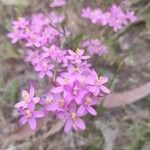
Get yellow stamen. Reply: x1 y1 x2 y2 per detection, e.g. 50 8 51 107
85 97 92 105
76 48 80 53
59 99 64 108
25 109 32 118
46 97 53 104
64 78 69 84
71 112 77 119
25 27 29 32
99 76 104 81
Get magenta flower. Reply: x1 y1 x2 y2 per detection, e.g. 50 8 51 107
34 59 54 78
7 30 27 43
12 17 28 30
82 39 108 56
81 7 93 19
64 105 86 133
90 75 110 96
25 49 39 65
19 103 44 130
63 81 87 104
126 11 137 22
14 86 40 109
67 49 90 64
82 5 137 31
52 74 75 94
50 0 67 8
78 94 98 116
40 93 59 112
25 32 42 47
48 12 65 25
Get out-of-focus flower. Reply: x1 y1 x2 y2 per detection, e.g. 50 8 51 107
67 49 90 64
82 39 108 56
50 0 67 8
82 4 137 31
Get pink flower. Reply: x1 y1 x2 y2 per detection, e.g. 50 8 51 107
12 17 28 30
7 30 27 43
126 11 137 22
82 5 137 31
25 32 42 47
67 49 90 64
14 86 40 109
81 7 92 19
48 12 65 24
50 0 67 8
19 102 44 130
63 81 87 104
34 59 54 78
90 75 110 96
40 93 59 112
25 49 39 65
78 94 99 116
64 105 86 133
82 39 108 56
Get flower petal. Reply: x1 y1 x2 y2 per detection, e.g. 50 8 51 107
47 103 58 111
52 86 63 93
64 119 73 133
14 101 26 108
77 105 86 117
100 85 110 93
30 86 35 98
28 117 36 130
86 105 97 116
19 116 27 125
34 111 44 118
75 118 86 130
32 97 40 103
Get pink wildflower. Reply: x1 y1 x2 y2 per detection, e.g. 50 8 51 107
19 103 44 130
14 86 40 109
64 104 86 133
50 0 67 8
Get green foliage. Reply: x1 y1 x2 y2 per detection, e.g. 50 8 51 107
66 33 84 49
3 79 20 103
129 125 150 150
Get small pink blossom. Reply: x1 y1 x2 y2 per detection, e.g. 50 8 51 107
67 49 90 64
19 103 44 130
50 0 67 8
14 86 40 109
82 39 108 56
64 105 86 133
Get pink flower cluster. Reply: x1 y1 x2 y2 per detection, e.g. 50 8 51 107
82 39 108 56
82 4 137 31
50 0 67 8
8 4 112 133
8 13 71 78
15 51 110 132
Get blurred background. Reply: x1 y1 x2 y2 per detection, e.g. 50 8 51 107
0 0 150 150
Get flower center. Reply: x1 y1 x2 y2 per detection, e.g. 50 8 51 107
59 99 64 108
25 109 32 118
73 86 78 96
71 112 77 119
76 48 80 53
96 76 104 86
73 67 79 72
85 97 92 105
46 97 53 104
64 78 69 84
